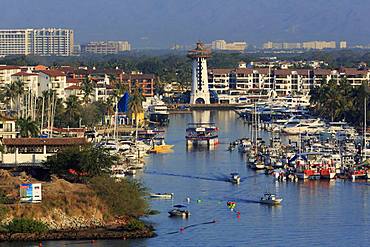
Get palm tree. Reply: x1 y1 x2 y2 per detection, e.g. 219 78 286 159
13 79 25 116
16 117 39 137
128 86 144 140
0 83 16 110
65 95 82 127
81 76 94 104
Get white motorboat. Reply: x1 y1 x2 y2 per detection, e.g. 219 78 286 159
229 173 241 184
282 118 325 135
150 193 174 199
259 193 283 205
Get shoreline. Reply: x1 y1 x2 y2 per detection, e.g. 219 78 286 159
0 224 155 242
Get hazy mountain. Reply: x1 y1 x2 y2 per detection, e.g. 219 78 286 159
1 0 370 48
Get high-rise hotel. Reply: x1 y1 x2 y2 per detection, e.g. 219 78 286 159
0 28 74 56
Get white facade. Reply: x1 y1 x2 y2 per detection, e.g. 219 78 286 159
83 41 131 54
0 66 21 86
0 117 18 139
11 71 39 97
38 70 67 100
190 57 210 104
0 28 74 56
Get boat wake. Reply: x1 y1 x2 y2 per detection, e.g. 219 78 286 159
165 220 217 235
145 171 264 183
145 171 225 182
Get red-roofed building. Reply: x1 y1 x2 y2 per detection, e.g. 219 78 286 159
11 71 39 96
122 73 155 97
38 70 67 99
0 65 21 85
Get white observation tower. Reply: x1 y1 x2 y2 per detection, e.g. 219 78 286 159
187 42 211 104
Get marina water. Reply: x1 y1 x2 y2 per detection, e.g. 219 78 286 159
6 111 370 247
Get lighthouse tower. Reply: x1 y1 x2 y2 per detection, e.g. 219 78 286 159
187 42 211 104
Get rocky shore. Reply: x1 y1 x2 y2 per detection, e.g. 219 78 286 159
0 224 155 241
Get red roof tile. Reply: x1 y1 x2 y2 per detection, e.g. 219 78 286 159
65 85 81 90
40 70 65 77
0 65 21 70
12 71 38 76
66 78 81 84
208 68 233 75
314 69 332 76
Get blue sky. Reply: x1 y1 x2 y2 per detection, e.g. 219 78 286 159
1 0 370 48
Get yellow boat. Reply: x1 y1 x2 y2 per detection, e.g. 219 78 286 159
150 144 174 153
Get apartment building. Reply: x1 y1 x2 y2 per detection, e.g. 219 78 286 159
0 28 74 56
339 68 370 86
211 40 247 52
0 116 18 139
38 70 67 100
302 41 336 50
83 41 131 54
263 40 338 50
122 73 155 97
208 68 232 103
0 65 21 85
340 41 347 49
11 71 39 97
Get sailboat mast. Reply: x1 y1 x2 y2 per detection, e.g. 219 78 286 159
364 96 367 161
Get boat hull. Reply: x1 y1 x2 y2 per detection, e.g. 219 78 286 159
259 198 283 205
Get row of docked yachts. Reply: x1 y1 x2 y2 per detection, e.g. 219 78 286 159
96 129 173 179
231 129 370 180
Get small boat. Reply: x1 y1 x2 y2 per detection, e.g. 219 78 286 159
150 144 174 154
229 173 241 184
168 204 190 218
150 193 174 199
259 193 283 205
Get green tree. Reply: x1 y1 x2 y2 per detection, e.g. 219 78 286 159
81 76 94 104
16 117 39 137
89 176 149 217
0 83 17 110
128 86 144 129
44 145 117 181
64 95 82 127
13 79 25 116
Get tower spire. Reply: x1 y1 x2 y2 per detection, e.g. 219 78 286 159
187 42 211 104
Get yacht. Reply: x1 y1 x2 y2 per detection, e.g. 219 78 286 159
282 118 325 135
147 103 169 125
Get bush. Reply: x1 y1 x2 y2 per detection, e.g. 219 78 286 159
44 145 118 182
0 190 14 204
4 218 49 233
89 176 149 217
125 219 146 231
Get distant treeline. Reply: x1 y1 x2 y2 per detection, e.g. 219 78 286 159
2 50 370 83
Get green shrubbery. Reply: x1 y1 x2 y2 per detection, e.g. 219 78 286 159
89 176 149 217
0 190 15 204
44 145 118 182
3 218 48 233
125 218 146 231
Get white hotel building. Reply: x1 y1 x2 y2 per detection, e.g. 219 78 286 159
0 28 74 56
